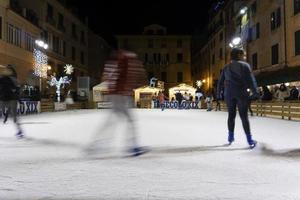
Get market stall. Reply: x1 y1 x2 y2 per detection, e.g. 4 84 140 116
169 83 196 100
134 86 161 108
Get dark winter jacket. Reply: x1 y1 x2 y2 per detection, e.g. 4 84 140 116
217 61 258 100
0 75 20 101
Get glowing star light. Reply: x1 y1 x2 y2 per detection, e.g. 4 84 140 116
64 64 74 75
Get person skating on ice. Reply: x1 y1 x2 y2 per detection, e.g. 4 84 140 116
217 48 259 148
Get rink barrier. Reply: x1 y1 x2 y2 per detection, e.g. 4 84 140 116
40 100 88 112
216 101 300 121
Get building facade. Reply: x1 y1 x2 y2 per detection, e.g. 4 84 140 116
0 0 41 85
116 24 192 92
193 0 300 93
1 0 110 101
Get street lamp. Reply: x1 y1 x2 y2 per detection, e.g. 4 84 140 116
229 37 242 49
240 7 248 15
35 39 48 50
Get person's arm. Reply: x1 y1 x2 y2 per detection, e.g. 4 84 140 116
217 68 225 99
244 64 258 96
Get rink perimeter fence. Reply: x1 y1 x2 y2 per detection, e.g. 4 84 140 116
216 101 300 121
5 99 299 122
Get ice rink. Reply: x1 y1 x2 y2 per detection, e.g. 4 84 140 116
0 109 300 200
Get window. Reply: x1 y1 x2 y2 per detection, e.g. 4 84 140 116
219 32 223 41
177 39 182 48
271 44 279 65
157 29 164 35
177 72 183 83
153 53 157 63
47 3 53 19
7 24 21 47
161 72 167 82
158 53 161 63
80 51 85 64
72 46 76 61
72 23 77 39
212 54 215 65
271 8 281 30
252 53 258 70
256 23 260 39
42 30 48 42
219 48 223 59
251 1 257 16
144 53 148 63
177 53 183 63
166 54 169 63
80 31 85 44
25 33 34 51
0 17 2 39
148 39 153 48
63 41 66 57
295 0 300 14
161 39 167 48
58 13 65 32
295 30 300 55
52 35 59 53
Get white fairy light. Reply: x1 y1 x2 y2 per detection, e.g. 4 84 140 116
33 48 48 78
64 64 74 75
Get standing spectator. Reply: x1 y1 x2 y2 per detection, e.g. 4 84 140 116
261 86 273 101
288 86 299 100
205 93 213 111
158 91 168 111
275 84 289 101
175 91 183 106
217 48 258 148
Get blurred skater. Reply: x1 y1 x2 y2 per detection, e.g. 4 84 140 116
86 50 148 157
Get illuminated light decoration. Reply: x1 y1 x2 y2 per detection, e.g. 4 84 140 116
202 79 206 83
33 48 48 78
48 76 71 102
64 64 74 75
285 83 290 87
196 80 202 88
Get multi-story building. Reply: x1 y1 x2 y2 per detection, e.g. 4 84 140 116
0 0 41 85
14 0 89 90
193 0 300 94
116 24 192 92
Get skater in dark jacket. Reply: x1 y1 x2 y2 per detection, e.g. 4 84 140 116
0 65 24 138
217 48 259 148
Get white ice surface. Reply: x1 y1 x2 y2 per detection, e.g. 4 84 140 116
0 109 300 200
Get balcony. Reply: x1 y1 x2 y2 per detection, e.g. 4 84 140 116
10 0 39 27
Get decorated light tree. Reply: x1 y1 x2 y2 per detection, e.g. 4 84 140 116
48 64 74 102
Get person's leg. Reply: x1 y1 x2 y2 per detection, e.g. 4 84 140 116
225 98 237 144
237 98 256 148
3 101 9 124
10 100 23 137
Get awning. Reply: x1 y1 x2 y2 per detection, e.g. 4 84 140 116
255 66 300 86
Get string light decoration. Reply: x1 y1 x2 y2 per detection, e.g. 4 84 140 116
48 76 71 102
64 64 74 75
33 48 48 78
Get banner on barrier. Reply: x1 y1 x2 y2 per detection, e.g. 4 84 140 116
0 101 41 117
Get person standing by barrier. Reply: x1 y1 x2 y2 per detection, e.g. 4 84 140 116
86 50 148 157
0 65 24 138
217 48 259 149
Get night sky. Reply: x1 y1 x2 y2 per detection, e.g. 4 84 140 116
68 0 214 47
